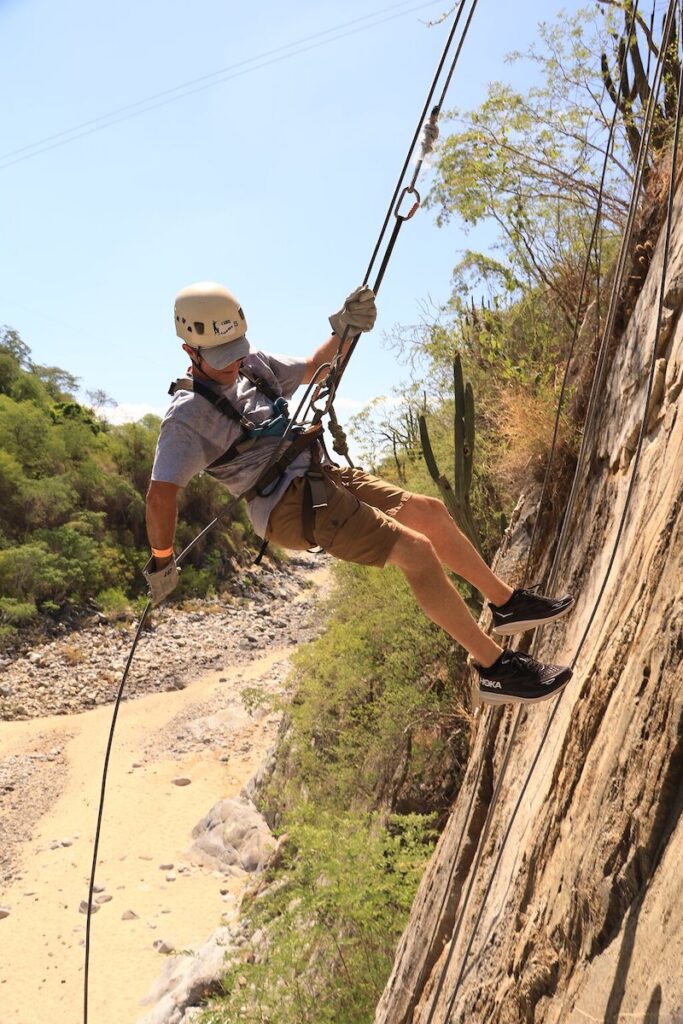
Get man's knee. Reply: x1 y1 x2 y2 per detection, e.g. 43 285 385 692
396 493 450 532
387 526 438 573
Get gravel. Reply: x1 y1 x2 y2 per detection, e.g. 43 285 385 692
0 552 330 887
0 553 327 722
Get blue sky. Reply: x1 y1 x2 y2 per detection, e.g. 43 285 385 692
0 0 587 423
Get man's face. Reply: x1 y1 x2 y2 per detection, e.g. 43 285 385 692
182 344 243 386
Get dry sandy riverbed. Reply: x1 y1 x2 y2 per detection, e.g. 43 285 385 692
0 555 329 1024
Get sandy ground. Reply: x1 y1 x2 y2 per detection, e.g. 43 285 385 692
0 642 305 1024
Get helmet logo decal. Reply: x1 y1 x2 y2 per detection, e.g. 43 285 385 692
212 318 239 337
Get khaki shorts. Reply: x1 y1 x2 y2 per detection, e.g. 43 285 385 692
265 466 410 568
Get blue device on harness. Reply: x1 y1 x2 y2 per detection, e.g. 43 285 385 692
245 396 301 440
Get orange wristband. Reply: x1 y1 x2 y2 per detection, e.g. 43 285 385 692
151 546 174 558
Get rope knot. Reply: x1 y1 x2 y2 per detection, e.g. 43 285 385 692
420 110 440 160
328 405 352 462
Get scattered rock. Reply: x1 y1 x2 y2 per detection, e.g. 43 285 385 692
79 900 99 915
0 907 10 919
95 894 113 904
0 552 325 723
121 910 139 921
152 939 175 955
172 777 191 787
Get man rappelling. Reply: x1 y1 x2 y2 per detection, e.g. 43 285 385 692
144 282 575 706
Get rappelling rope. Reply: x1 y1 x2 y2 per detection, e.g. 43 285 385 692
306 0 481 432
427 5 682 1018
82 8 480 1022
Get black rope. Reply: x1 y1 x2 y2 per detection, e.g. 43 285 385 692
82 601 151 1024
363 0 472 286
435 4 681 1017
318 0 481 425
82 359 334 1024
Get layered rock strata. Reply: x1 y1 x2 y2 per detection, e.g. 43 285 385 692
375 186 683 1022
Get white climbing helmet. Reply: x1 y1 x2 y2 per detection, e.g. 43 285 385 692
174 282 249 368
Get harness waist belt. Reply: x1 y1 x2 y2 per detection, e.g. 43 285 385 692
243 424 325 502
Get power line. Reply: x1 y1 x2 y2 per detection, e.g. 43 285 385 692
0 0 442 171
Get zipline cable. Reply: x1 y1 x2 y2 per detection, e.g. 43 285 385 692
82 6 479 1020
433 6 681 1018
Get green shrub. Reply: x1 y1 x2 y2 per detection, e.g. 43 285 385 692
95 587 130 617
201 811 436 1024
268 560 468 816
0 597 38 625
0 543 62 601
0 624 17 646
177 564 216 599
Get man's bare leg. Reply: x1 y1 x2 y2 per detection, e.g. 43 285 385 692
395 494 513 607
386 524 503 667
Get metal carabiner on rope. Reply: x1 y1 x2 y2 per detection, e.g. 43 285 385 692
394 184 421 222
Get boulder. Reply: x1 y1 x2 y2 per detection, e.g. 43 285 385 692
137 926 237 1024
189 797 276 873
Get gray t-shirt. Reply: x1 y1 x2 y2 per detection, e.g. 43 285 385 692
151 350 311 538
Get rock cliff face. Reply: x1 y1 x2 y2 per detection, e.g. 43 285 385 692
375 190 683 1022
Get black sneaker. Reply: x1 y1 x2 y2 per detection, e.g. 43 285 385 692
489 584 574 635
474 649 573 705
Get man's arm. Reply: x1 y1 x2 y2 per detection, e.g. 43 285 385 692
145 480 180 567
301 333 353 385
301 285 377 385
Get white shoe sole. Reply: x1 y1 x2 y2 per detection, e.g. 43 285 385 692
491 599 574 636
479 677 571 705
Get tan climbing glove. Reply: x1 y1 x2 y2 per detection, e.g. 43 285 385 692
329 285 377 338
142 555 180 607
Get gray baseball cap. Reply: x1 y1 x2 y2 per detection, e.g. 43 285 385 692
195 334 250 369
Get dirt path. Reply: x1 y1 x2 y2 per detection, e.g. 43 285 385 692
0 559 329 1024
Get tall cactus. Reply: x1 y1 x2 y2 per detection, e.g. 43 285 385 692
418 353 483 557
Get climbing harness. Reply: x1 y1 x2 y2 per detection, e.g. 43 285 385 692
168 367 309 470
420 4 683 1018
83 7 480 1022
